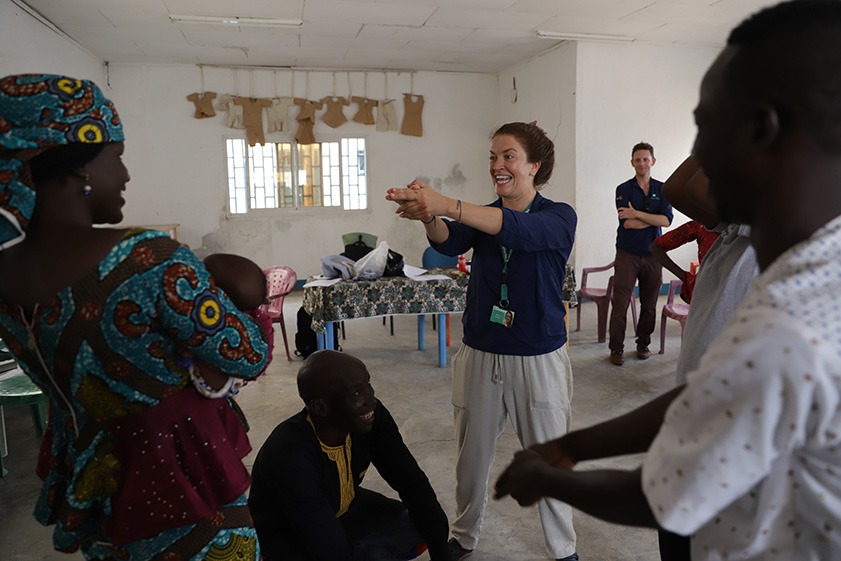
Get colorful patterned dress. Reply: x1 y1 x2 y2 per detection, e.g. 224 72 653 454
0 229 270 560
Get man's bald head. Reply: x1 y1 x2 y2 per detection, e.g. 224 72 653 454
297 350 367 404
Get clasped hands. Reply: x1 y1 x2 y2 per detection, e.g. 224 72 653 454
493 439 575 507
386 179 449 222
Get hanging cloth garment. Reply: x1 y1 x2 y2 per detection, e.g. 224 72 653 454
234 97 272 146
320 96 350 128
186 92 217 119
376 99 398 132
351 96 377 125
294 98 323 145
266 96 295 133
215 94 245 129
400 94 424 137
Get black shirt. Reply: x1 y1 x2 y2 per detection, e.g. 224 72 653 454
248 400 450 561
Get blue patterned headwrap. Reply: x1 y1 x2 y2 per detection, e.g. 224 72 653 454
0 74 124 249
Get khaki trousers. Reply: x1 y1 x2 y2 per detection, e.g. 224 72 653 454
450 344 576 559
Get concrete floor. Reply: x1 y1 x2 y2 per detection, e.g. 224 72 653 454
0 292 686 560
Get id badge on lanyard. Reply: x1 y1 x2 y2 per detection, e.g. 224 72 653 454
490 199 534 328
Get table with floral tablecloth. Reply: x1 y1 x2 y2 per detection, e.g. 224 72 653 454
302 264 577 364
303 269 469 366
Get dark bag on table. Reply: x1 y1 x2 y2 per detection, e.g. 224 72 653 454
342 237 373 262
294 306 340 359
383 249 405 277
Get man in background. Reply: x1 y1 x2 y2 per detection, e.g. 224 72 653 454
609 142 673 365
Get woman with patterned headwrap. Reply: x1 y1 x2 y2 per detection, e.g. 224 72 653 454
0 74 270 560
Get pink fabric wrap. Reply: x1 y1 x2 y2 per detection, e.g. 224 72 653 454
106 386 252 545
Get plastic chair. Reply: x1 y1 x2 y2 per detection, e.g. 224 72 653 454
422 247 459 345
0 367 48 477
342 232 378 250
261 266 298 362
659 280 690 354
576 261 637 343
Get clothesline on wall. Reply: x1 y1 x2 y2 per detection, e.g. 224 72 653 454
186 66 426 145
187 89 424 145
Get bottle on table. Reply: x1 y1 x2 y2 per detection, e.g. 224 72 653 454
458 255 467 274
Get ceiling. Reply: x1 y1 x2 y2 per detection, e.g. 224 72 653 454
21 0 778 74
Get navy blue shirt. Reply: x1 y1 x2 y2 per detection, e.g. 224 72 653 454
615 177 673 256
432 192 576 356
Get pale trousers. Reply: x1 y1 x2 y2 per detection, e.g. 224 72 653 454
450 344 576 559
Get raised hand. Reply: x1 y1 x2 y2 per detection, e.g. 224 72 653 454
386 180 445 222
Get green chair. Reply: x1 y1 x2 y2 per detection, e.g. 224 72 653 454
341 232 378 250
0 368 48 478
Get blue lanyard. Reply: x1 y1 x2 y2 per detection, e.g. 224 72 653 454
498 198 534 308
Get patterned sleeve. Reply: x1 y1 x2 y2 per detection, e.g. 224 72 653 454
642 307 835 535
152 238 270 379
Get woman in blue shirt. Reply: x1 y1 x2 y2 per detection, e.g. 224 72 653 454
386 122 578 561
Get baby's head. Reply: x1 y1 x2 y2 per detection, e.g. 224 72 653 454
204 253 267 311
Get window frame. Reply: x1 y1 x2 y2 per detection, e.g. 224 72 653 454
222 133 371 218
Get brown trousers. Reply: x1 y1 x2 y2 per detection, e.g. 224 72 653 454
609 250 662 352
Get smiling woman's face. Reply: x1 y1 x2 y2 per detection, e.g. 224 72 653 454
85 142 130 225
489 134 539 200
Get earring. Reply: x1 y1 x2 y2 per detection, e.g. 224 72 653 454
83 174 92 197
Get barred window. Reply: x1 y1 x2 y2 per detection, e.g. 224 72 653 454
225 138 367 214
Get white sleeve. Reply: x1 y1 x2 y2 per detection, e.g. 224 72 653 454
642 307 837 535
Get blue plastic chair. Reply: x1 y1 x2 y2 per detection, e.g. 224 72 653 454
422 247 459 340
422 246 458 269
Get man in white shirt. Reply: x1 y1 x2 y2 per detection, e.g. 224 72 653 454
494 2 841 559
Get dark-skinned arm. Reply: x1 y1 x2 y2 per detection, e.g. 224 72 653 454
495 458 657 528
649 241 687 281
662 156 718 229
527 385 685 468
492 388 687 529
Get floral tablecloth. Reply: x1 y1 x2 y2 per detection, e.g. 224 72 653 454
303 269 469 333
304 264 577 333
563 264 577 306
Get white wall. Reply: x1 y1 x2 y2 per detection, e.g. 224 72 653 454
497 42 577 259
494 40 719 285
0 1 103 81
108 65 497 278
574 41 720 282
5 2 724 285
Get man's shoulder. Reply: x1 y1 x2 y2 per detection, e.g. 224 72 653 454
371 399 395 428
259 409 313 454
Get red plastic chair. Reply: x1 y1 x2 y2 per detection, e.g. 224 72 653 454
576 261 637 343
659 280 690 354
261 266 297 362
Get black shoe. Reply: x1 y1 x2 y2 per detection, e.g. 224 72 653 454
557 554 579 561
609 350 624 365
636 345 652 360
448 538 474 560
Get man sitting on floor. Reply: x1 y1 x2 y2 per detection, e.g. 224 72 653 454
248 350 453 561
